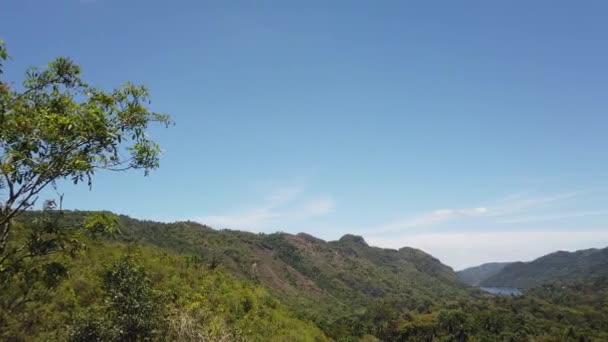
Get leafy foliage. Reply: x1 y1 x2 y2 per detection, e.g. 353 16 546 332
0 40 170 331
0 226 329 341
70 256 165 341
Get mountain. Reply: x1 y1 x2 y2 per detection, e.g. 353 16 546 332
1 224 329 341
457 262 513 286
16 211 466 323
10 211 608 341
111 215 469 321
10 211 469 339
480 247 608 289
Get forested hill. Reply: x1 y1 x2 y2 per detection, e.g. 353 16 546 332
106 213 468 317
8 211 608 341
480 246 608 289
457 262 513 286
16 210 466 321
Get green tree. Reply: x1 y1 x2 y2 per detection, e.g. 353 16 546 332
0 39 170 325
70 256 165 341
438 310 470 341
102 256 165 341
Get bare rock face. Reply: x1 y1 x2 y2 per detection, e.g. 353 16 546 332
338 234 368 247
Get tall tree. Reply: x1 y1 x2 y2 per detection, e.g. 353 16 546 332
0 39 171 320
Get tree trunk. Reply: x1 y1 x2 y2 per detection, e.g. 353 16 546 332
0 213 10 257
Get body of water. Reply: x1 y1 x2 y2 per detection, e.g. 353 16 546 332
480 287 523 296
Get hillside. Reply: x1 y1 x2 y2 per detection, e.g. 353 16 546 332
13 211 467 334
457 262 513 286
7 211 608 341
480 247 608 289
0 232 329 341
110 214 469 323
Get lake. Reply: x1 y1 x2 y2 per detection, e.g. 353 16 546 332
480 287 523 296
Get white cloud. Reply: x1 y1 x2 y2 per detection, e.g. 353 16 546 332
355 191 608 269
499 210 608 224
366 229 608 270
363 192 581 234
195 185 335 231
198 209 279 229
487 192 579 217
264 185 304 206
302 196 336 217
368 207 489 233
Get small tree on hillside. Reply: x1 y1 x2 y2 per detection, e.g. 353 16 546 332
70 256 165 342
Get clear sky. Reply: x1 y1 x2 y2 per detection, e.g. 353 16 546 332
2 0 608 269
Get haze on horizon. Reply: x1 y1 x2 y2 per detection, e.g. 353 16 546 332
2 0 607 270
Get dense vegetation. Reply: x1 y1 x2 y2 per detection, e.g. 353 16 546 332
103 214 469 326
480 247 608 289
0 220 329 341
2 211 606 341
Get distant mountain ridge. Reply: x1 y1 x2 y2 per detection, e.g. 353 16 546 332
479 246 608 289
457 262 513 286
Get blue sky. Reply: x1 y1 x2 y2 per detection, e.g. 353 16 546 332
2 0 608 269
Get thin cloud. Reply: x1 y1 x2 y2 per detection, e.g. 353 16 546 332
487 191 579 216
499 210 608 224
302 196 336 217
195 185 335 230
199 209 280 229
264 185 304 206
370 207 489 233
364 192 581 234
